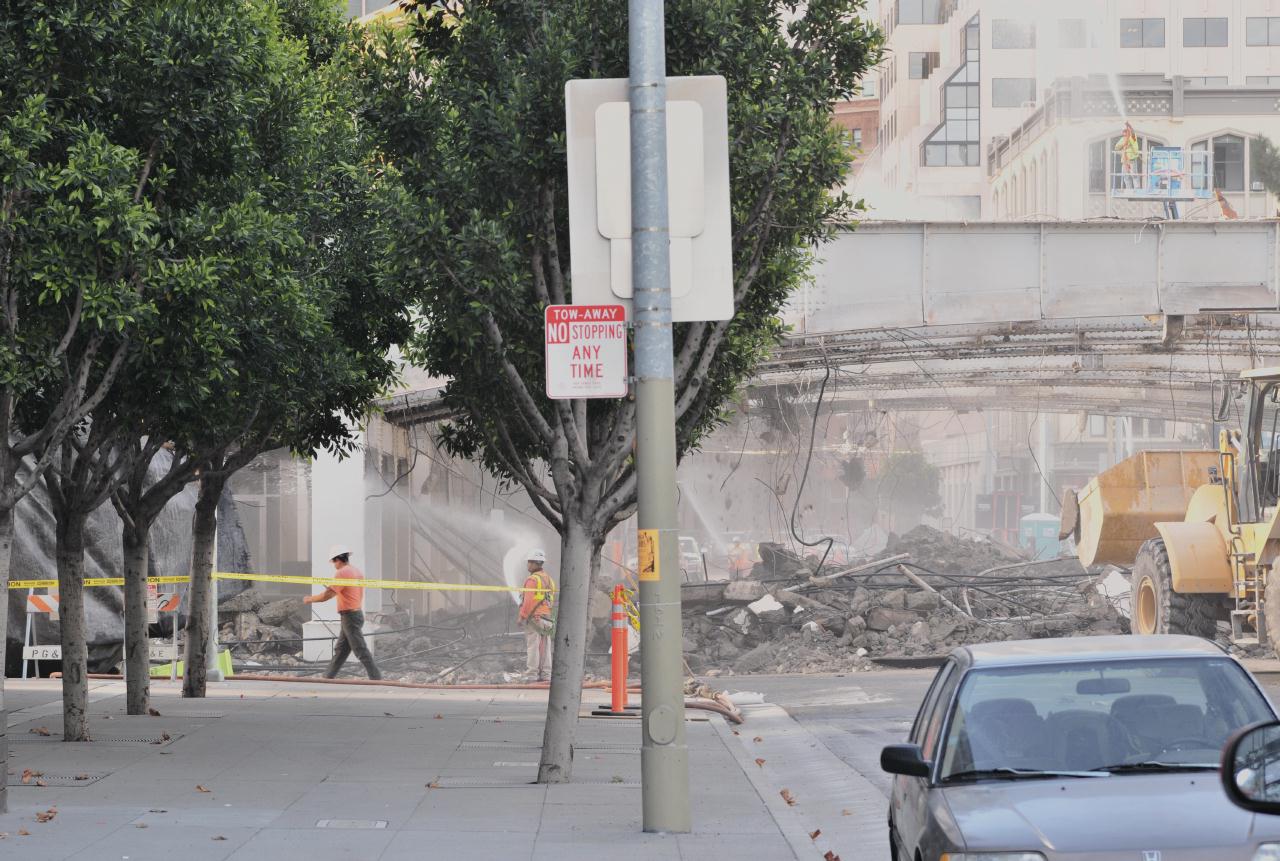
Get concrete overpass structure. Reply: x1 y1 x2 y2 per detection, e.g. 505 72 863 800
761 219 1280 419
379 220 1280 428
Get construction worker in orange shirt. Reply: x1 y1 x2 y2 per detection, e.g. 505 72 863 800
517 549 556 681
304 544 382 680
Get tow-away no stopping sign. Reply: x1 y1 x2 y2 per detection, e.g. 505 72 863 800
544 304 627 399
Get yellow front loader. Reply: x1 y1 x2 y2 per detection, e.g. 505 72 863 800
1062 368 1280 653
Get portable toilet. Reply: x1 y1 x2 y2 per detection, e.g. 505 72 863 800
1019 513 1061 560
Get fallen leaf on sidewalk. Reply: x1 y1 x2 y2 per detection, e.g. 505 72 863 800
780 789 797 806
35 808 57 823
17 829 29 836
213 835 227 841
752 736 763 743
426 781 440 789
74 774 90 781
149 809 167 814
148 708 161 717
35 779 46 787
29 727 50 737
383 712 394 717
823 852 840 861
136 823 148 829
840 809 852 816
433 714 443 720
20 769 41 785
196 785 211 793
809 829 822 840
151 732 171 745
731 730 740 736
754 758 766 768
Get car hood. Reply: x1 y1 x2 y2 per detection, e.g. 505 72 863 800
941 773 1280 854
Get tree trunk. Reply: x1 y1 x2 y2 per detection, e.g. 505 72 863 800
0 504 13 672
183 473 223 698
0 504 14 813
537 514 600 783
122 523 151 714
56 513 90 741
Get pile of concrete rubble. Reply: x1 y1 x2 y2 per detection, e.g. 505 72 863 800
681 525 1127 676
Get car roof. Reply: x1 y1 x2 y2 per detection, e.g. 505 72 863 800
954 635 1228 669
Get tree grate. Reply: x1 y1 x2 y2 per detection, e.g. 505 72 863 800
459 741 637 751
433 776 639 788
7 771 109 787
10 733 181 745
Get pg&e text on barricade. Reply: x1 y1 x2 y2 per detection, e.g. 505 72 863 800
544 304 628 399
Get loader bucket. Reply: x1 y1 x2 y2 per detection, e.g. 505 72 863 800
1075 450 1219 568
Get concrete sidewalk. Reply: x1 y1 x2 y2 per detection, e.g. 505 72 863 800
0 679 803 860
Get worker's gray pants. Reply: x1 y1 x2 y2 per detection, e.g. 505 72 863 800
524 617 553 678
325 610 382 680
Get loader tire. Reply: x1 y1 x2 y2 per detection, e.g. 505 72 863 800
1130 539 1219 639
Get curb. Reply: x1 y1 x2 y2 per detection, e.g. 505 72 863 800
711 707 816 860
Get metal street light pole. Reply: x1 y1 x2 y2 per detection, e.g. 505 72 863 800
629 0 691 833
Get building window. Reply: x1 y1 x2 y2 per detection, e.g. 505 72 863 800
852 128 863 149
1184 17 1228 47
909 51 940 79
992 19 1035 49
897 0 944 26
992 78 1036 108
1121 18 1165 48
1212 134 1245 191
1057 19 1088 49
1247 17 1280 47
1247 76 1280 86
1183 76 1229 87
921 16 980 167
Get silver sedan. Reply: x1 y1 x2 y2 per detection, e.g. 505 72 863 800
881 635 1280 861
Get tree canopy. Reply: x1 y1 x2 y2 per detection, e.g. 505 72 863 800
355 0 881 782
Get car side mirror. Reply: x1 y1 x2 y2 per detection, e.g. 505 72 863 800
1222 720 1280 814
881 744 931 778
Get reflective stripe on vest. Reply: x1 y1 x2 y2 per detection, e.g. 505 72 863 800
531 572 554 607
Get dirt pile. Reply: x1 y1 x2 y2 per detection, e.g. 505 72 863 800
683 525 1127 676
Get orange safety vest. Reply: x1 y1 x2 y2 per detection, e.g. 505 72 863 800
521 571 556 620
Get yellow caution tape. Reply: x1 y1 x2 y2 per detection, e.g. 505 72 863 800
9 575 191 590
212 571 534 592
10 571 535 592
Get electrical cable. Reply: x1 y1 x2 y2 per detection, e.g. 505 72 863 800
787 355 835 572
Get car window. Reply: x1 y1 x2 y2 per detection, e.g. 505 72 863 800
938 657 1273 778
910 661 955 744
921 663 960 761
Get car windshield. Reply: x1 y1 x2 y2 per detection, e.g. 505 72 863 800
938 657 1273 780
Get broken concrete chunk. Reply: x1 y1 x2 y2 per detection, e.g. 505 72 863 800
724 580 767 602
866 607 920 632
747 594 787 623
879 588 908 610
905 591 942 612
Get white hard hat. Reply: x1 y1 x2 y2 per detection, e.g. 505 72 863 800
527 549 546 563
328 544 352 560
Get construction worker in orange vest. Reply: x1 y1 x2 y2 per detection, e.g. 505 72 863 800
727 535 755 580
518 549 556 681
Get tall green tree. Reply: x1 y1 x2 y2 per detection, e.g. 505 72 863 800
357 0 880 781
0 0 411 750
